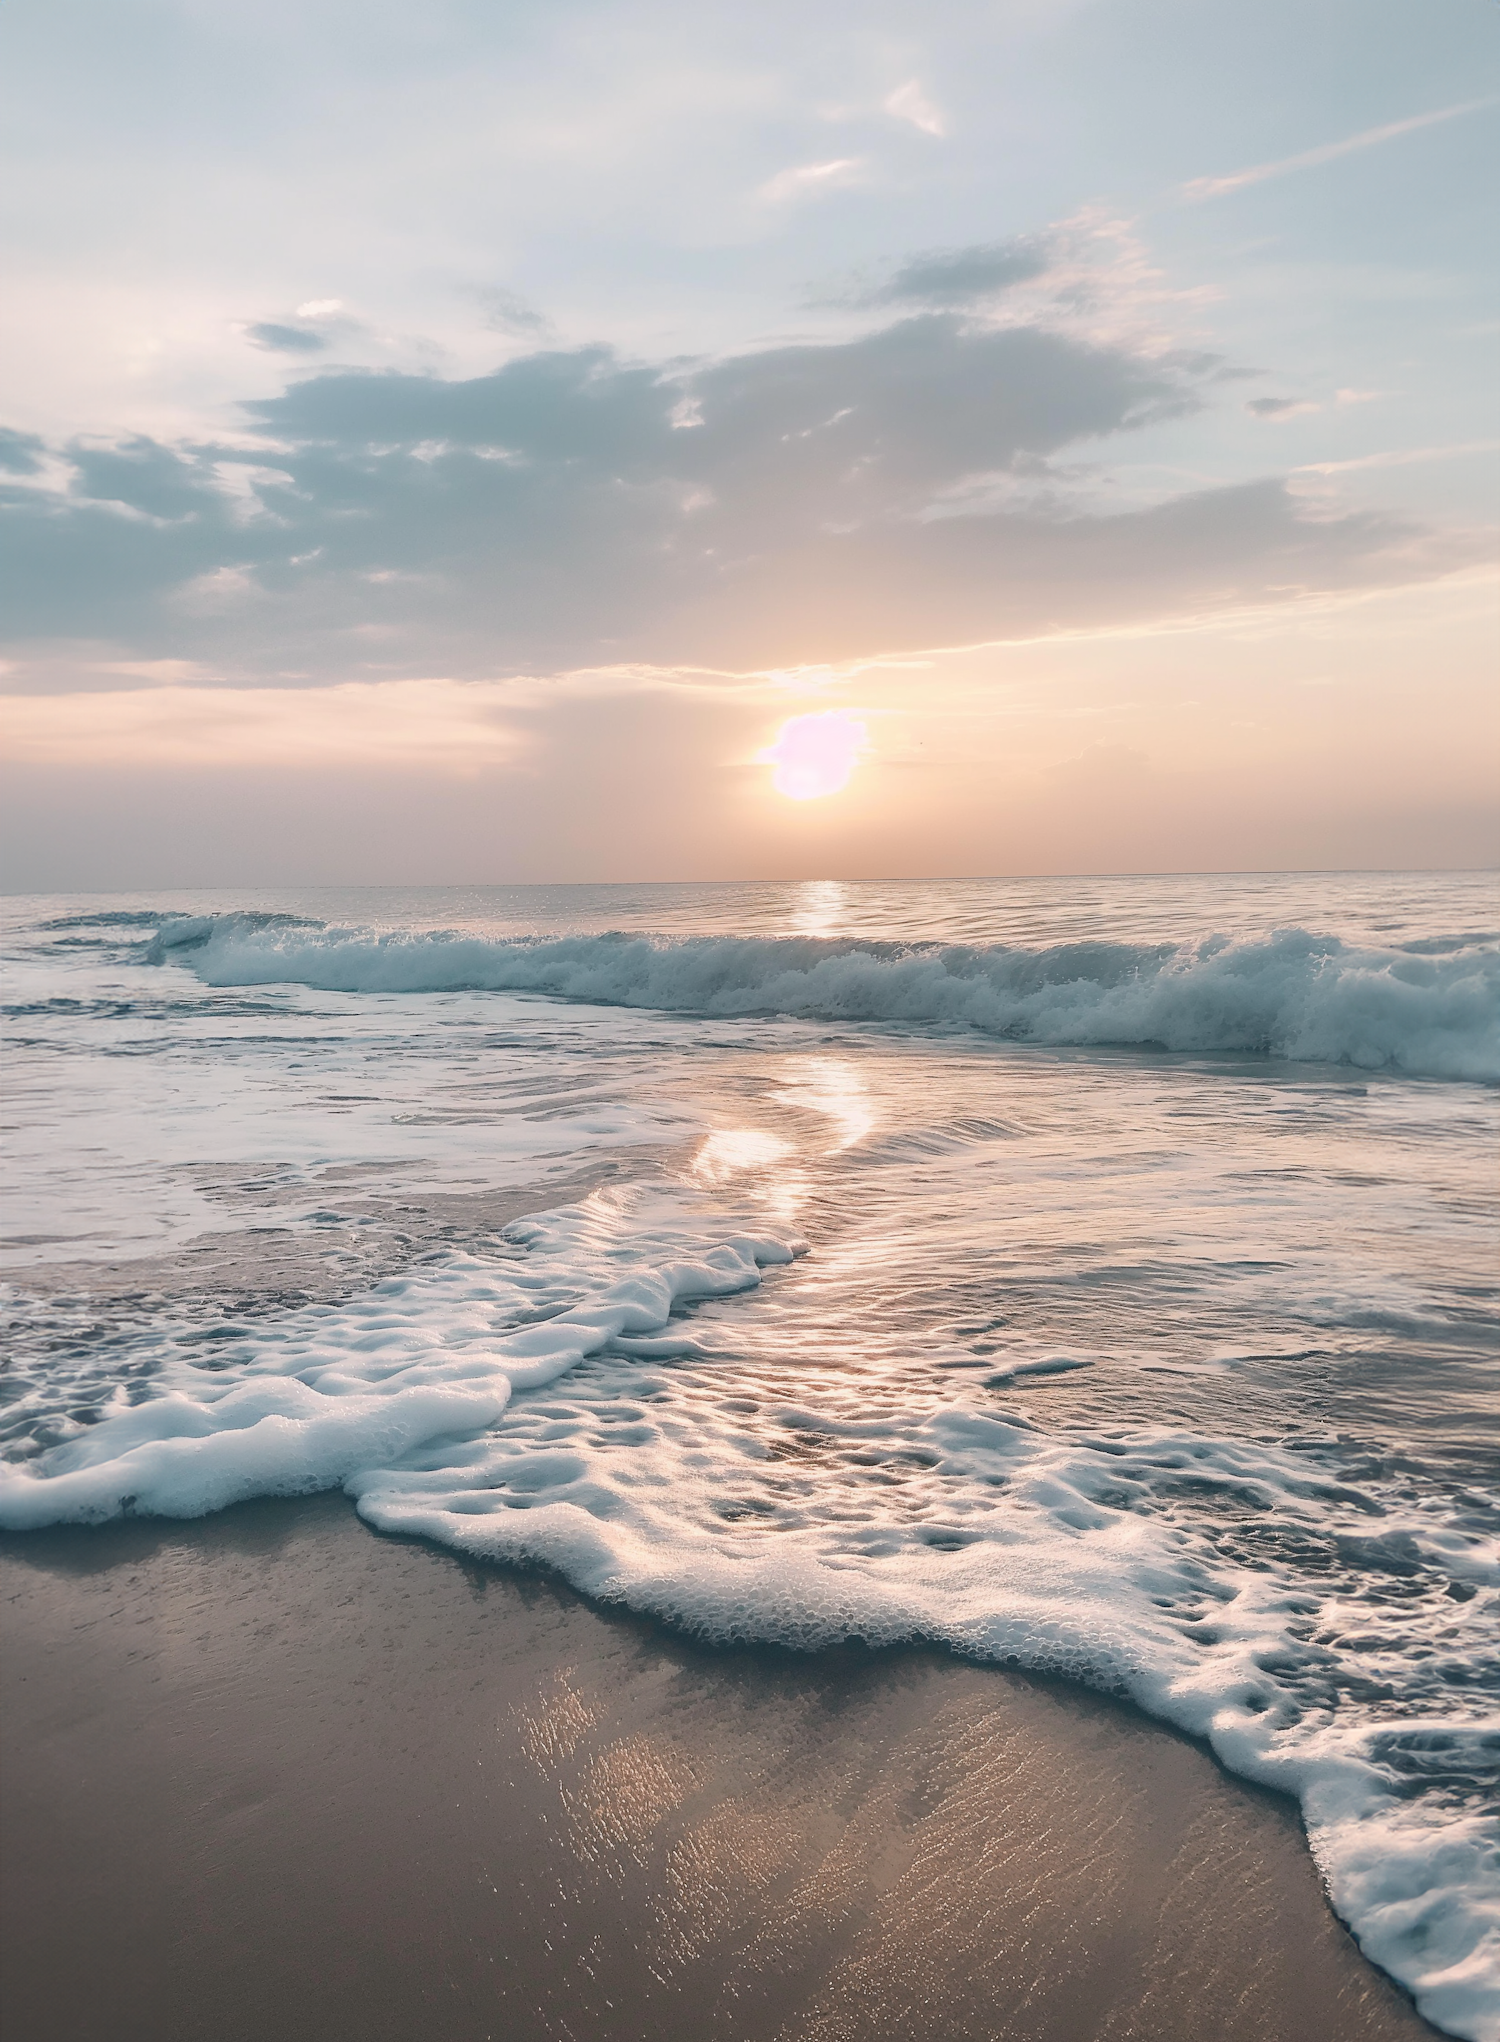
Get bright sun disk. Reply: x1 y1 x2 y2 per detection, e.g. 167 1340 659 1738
760 710 867 800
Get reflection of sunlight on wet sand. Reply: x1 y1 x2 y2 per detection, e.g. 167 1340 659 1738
692 1126 806 1226
687 1062 873 1228
793 879 847 938
692 1128 793 1184
774 1057 876 1151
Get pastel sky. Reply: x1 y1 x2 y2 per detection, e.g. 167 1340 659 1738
2 0 1497 886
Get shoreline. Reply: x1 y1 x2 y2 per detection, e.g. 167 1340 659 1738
1 1490 1439 2042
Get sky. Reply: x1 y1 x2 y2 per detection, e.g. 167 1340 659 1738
2 0 1497 887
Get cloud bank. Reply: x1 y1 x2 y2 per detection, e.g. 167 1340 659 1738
0 310 1469 689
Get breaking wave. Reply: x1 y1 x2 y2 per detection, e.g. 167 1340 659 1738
149 915 1500 1082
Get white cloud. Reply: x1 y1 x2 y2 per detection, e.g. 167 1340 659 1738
1293 440 1500 477
957 209 1222 356
171 565 262 614
883 80 946 136
758 157 866 204
1181 96 1498 202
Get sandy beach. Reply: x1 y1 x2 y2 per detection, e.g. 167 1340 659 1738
1 1492 1438 2042
6 0 1499 2022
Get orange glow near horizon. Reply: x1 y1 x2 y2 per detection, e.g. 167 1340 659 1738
761 710 867 800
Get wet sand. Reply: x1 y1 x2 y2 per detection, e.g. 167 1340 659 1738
0 1492 1437 2042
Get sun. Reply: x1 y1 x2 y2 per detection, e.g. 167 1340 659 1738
760 710 867 800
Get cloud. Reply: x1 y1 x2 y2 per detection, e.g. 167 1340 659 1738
70 436 224 520
0 429 47 475
1293 439 1500 477
245 321 329 354
1181 95 1498 201
472 287 553 337
172 565 264 615
859 238 1052 307
829 214 1220 358
0 312 1478 687
883 80 946 137
2 677 526 769
758 157 865 203
1247 396 1316 419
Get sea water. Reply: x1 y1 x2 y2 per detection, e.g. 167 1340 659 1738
2 873 1496 2039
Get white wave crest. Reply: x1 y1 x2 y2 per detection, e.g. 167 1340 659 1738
150 917 1500 1082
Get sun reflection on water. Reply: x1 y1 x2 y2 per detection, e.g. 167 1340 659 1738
692 1128 794 1184
793 879 848 938
774 1056 877 1152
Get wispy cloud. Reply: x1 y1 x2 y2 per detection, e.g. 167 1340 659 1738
1247 396 1318 420
470 286 552 337
245 322 327 355
1 678 528 769
855 238 1050 307
827 212 1219 352
758 157 865 204
244 300 359 355
1181 96 1498 201
1294 439 1500 476
884 80 946 137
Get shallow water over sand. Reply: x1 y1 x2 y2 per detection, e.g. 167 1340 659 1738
2 875 1496 2037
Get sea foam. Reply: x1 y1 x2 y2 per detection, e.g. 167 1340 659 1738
1 1202 1495 2040
148 917 1500 1082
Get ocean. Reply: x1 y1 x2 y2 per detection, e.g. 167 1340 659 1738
2 872 1496 2039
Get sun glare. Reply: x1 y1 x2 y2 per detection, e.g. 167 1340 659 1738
761 710 867 800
